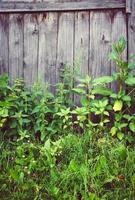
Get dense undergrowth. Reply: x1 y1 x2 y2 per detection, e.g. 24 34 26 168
0 37 135 199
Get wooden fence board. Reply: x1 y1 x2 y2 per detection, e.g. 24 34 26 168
128 0 135 63
0 14 9 74
74 11 89 103
9 14 23 83
56 12 74 83
23 14 39 86
89 11 111 78
74 11 89 76
38 12 58 92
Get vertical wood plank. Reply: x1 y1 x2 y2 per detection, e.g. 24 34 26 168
74 11 89 104
111 10 127 90
0 14 9 75
56 12 74 83
38 12 58 93
9 14 23 83
128 0 135 113
128 0 135 61
89 11 111 78
74 11 89 77
23 14 39 86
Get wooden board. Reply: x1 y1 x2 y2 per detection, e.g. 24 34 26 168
0 14 9 75
128 0 135 62
38 12 58 93
9 14 23 83
0 0 125 12
23 14 39 86
74 11 89 103
56 12 74 83
89 11 111 78
74 11 89 77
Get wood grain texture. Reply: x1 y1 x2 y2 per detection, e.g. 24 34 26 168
0 14 9 74
89 11 111 78
128 0 135 63
0 0 125 12
74 11 89 76
23 14 39 86
9 14 23 83
56 12 74 83
38 12 58 93
0 7 128 94
74 11 89 103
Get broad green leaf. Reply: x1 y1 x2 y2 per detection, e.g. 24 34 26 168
93 76 113 86
122 95 131 102
113 100 123 112
110 93 117 98
129 122 135 132
104 111 109 116
117 132 124 140
125 77 135 85
110 127 117 136
123 114 132 121
92 87 113 96
72 88 85 94
103 119 110 123
102 99 108 107
119 123 128 129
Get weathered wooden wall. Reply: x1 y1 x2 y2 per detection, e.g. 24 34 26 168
0 0 134 89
